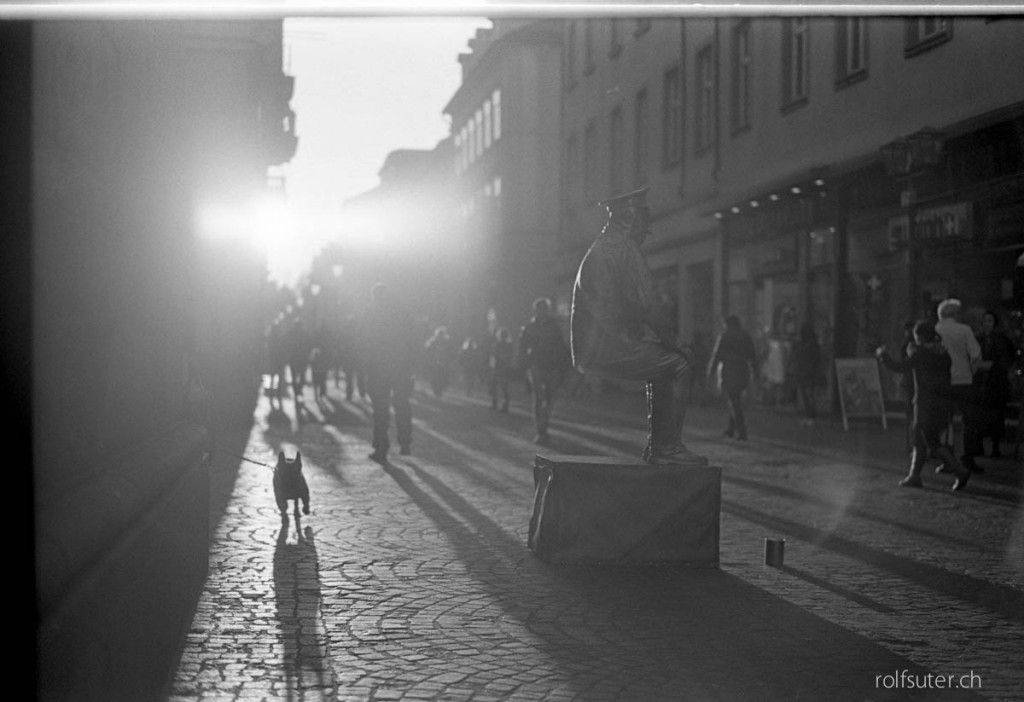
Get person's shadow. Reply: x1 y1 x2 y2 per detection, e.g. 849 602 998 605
273 522 335 699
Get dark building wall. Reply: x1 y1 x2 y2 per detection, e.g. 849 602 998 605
30 20 294 701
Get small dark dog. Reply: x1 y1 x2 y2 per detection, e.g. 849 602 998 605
273 451 310 521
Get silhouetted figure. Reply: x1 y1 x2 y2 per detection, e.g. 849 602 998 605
788 321 823 426
877 320 969 490
570 186 707 466
457 336 486 397
708 315 758 441
518 297 571 445
424 325 455 398
975 310 1015 458
339 313 367 401
283 318 312 399
489 327 514 413
363 283 418 462
266 320 287 405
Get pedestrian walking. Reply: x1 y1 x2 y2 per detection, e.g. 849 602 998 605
788 321 823 426
363 283 418 462
424 325 455 398
266 320 287 406
707 315 759 440
283 317 312 400
489 327 514 413
896 320 917 453
570 186 706 466
877 320 969 490
457 336 486 397
975 309 1015 458
517 297 572 445
934 298 983 473
339 313 367 401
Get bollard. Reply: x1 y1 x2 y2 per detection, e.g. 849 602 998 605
764 538 785 567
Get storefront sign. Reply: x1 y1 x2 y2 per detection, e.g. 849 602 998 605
887 201 974 250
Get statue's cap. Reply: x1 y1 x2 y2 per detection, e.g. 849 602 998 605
597 186 649 213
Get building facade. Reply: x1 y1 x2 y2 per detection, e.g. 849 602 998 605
444 19 564 341
558 16 1024 403
22 20 296 700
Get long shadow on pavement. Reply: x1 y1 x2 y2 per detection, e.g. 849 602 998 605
273 520 336 701
379 457 980 700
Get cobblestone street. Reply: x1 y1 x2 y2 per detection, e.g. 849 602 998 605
169 379 1023 701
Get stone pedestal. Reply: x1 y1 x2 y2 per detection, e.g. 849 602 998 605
528 455 721 566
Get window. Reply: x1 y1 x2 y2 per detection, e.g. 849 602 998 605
695 45 715 151
484 100 492 148
565 22 577 88
583 119 597 201
492 89 502 141
467 119 476 163
782 17 810 109
835 17 868 86
662 66 683 167
584 20 596 74
904 17 952 57
460 125 469 169
609 105 624 193
633 88 649 187
609 18 623 57
731 20 752 132
475 109 484 157
454 132 463 174
565 133 579 214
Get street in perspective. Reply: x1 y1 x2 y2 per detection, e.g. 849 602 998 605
167 375 1023 701
21 10 1024 702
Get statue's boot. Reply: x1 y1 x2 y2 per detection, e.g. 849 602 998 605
644 377 708 467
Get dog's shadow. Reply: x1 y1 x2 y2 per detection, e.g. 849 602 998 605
273 522 333 695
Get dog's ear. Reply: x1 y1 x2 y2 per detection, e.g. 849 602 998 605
278 451 285 462
295 451 302 463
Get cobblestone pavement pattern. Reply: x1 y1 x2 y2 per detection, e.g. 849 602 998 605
169 379 1024 701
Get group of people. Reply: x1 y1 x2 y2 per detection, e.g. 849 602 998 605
264 285 575 464
877 299 1016 491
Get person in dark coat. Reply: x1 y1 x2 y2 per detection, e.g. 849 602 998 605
283 318 312 399
362 283 419 462
570 186 707 466
788 321 823 426
877 320 970 490
975 310 1015 458
517 297 571 445
707 315 759 440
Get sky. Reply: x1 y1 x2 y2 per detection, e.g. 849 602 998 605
269 15 492 287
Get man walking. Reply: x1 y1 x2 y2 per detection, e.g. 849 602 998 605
362 283 418 462
518 297 571 445
570 186 707 467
